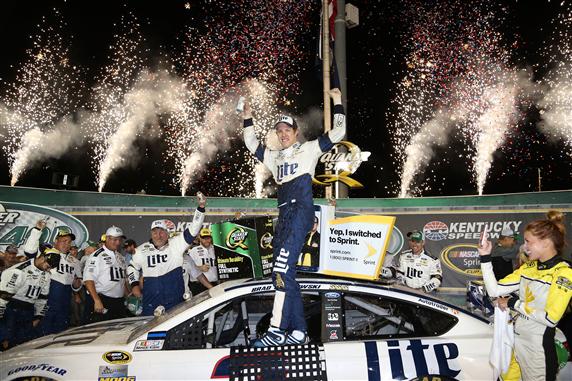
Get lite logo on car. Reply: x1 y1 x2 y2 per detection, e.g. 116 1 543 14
365 339 461 380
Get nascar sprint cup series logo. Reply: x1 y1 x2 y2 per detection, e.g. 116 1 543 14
0 202 89 249
424 219 523 276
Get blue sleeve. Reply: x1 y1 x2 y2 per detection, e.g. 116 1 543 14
318 135 334 152
255 143 265 161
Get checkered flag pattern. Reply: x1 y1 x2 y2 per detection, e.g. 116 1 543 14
229 344 327 381
163 316 203 350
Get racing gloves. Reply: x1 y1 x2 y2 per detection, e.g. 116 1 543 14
422 277 441 293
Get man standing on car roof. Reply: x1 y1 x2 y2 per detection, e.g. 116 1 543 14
242 88 346 347
127 192 207 316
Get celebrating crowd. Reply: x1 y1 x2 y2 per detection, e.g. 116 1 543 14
0 192 217 350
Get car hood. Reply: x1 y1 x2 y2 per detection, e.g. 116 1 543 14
6 316 153 353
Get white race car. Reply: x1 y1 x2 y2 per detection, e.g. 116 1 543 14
0 277 537 380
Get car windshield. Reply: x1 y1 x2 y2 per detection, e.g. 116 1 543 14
128 290 212 342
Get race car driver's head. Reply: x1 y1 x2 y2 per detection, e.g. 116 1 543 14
407 230 425 255
275 115 299 149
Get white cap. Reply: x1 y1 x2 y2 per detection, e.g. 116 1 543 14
106 226 125 238
274 115 296 128
151 220 168 231
500 227 514 237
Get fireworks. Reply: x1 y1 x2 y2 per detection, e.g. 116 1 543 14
390 1 530 197
2 1 571 196
537 4 572 156
0 11 84 186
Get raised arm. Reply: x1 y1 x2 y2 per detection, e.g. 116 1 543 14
170 192 207 254
318 88 346 152
241 101 266 161
23 219 46 258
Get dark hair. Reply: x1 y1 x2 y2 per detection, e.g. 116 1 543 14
525 210 567 255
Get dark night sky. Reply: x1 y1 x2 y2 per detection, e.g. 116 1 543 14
0 0 571 198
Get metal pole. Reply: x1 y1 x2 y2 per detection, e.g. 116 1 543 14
335 0 348 199
322 0 332 199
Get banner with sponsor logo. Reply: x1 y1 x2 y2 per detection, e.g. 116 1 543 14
385 211 570 289
0 202 89 253
313 141 370 188
321 215 395 280
210 216 274 281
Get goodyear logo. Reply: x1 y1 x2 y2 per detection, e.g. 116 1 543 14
226 227 248 250
259 232 273 249
102 351 132 364
99 377 136 381
441 244 481 276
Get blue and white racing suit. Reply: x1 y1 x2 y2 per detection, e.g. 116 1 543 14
22 228 82 335
127 207 205 315
243 105 346 332
0 259 50 346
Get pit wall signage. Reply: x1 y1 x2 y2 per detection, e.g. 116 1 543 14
211 216 274 280
387 211 571 289
313 141 370 189
0 202 89 250
321 215 395 280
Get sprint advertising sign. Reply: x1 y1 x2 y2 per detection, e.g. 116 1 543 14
322 215 395 280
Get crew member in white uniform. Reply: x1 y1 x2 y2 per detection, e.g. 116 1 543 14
22 221 82 335
127 193 207 315
382 230 443 292
84 226 127 322
0 250 59 348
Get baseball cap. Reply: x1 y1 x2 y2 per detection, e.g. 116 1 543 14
86 240 98 248
407 230 424 242
151 220 169 231
105 226 125 238
199 228 212 238
55 227 76 241
274 115 297 129
5 244 18 254
42 249 61 269
500 227 515 237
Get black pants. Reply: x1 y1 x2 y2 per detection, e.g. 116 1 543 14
491 257 514 281
90 294 127 323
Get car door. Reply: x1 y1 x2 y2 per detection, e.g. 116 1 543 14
322 290 491 381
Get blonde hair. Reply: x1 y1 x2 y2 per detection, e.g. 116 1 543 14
525 210 567 255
